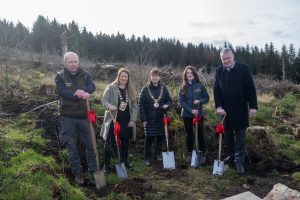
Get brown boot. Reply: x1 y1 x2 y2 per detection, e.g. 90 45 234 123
74 173 84 185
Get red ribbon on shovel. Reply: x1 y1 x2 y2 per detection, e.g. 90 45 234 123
192 115 201 126
88 110 97 124
163 116 171 125
215 124 225 135
113 121 121 148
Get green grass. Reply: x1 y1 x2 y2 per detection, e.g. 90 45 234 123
272 133 300 165
277 93 298 116
0 149 86 200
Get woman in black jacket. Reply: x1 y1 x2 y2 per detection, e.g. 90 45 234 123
139 68 173 166
179 66 209 165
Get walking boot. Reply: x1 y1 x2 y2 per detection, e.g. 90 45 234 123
102 164 111 175
74 173 84 185
223 156 234 165
235 163 245 176
186 152 192 164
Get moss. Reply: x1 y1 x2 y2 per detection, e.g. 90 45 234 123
272 133 300 165
0 150 86 200
292 172 300 185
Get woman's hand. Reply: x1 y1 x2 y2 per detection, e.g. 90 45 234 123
108 104 117 111
128 120 135 127
143 121 147 127
192 109 198 115
161 104 169 109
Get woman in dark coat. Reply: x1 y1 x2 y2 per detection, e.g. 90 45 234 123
139 68 173 166
179 66 209 165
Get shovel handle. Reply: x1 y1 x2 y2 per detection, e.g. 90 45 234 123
86 99 100 170
218 133 222 161
164 124 169 152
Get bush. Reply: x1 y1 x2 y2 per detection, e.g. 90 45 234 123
277 93 298 116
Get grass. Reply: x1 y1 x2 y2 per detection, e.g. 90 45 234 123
272 133 300 165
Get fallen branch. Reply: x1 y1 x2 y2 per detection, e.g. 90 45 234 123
26 100 58 113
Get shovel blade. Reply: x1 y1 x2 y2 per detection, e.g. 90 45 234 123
213 160 224 176
162 151 175 169
191 150 200 168
115 163 128 179
93 170 106 189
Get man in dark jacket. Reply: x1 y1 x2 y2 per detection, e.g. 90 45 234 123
213 48 258 175
55 52 97 184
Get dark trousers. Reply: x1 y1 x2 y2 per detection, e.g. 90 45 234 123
225 128 246 164
59 116 97 175
145 135 164 159
183 117 205 153
104 123 130 165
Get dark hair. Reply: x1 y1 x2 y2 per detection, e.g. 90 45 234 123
181 65 200 95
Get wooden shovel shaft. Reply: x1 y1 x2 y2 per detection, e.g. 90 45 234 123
86 100 100 170
195 119 199 151
164 124 169 151
218 134 222 161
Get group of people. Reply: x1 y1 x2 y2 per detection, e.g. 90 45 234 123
55 48 257 185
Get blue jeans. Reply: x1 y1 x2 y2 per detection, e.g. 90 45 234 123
59 116 97 175
225 128 246 164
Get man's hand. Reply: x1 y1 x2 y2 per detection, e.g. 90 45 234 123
249 109 257 117
81 92 91 100
193 100 200 105
217 108 226 115
74 89 85 98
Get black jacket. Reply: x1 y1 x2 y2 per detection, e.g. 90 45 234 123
213 62 258 129
139 82 173 136
179 80 209 118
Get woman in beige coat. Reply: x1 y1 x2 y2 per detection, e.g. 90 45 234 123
100 68 138 174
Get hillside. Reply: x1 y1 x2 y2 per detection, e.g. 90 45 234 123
1 50 300 200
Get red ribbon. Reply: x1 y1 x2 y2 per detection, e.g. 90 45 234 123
114 121 121 149
215 124 225 134
192 115 201 126
163 116 171 125
88 110 97 124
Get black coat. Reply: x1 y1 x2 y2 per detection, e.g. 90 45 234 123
139 83 173 137
213 62 258 129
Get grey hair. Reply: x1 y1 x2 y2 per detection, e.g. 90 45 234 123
63 52 78 62
220 48 233 56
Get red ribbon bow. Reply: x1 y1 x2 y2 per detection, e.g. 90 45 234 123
88 110 97 124
113 121 121 148
192 115 201 126
215 124 225 134
163 116 171 125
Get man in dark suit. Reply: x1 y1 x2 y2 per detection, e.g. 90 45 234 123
213 48 258 175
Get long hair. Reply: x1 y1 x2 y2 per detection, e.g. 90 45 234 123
112 68 136 103
181 65 200 95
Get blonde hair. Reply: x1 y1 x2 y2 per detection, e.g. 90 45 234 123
112 68 136 103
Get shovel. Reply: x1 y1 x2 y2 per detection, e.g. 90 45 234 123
191 114 201 168
213 114 226 176
109 111 128 179
162 115 175 169
86 100 106 189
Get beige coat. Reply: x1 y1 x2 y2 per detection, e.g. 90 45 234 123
100 83 138 141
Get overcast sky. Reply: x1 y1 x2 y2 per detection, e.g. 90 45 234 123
1 0 299 50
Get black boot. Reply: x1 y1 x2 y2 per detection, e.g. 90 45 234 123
223 156 234 165
235 163 245 176
102 164 111 175
145 158 152 166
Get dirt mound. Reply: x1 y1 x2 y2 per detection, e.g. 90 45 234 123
114 177 152 199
